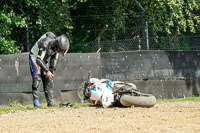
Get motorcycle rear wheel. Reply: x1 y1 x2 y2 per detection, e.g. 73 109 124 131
120 93 156 107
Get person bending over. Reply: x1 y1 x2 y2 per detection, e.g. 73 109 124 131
29 32 69 107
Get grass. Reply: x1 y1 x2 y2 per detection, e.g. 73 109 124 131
0 104 38 115
71 102 92 109
0 101 93 115
0 101 58 115
0 97 200 114
157 96 200 103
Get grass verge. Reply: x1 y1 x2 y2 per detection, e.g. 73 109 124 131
0 97 200 114
0 101 93 115
157 96 200 103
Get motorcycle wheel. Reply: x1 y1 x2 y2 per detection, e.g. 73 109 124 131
120 93 156 108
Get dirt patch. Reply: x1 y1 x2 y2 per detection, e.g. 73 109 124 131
0 101 200 133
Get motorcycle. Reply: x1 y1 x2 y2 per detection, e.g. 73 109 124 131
77 73 156 108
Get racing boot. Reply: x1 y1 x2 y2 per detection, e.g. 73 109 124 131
32 77 42 107
32 90 40 107
45 90 57 107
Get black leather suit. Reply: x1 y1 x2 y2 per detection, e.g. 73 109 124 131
29 32 59 107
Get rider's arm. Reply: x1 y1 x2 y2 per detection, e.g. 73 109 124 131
36 38 49 72
49 53 59 73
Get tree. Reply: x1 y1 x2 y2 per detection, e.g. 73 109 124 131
0 0 200 53
22 0 72 50
0 6 26 54
0 0 73 53
69 0 200 51
69 0 137 52
141 0 200 34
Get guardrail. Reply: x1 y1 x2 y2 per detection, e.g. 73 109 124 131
0 51 199 105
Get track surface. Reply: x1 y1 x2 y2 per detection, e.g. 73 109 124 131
0 101 200 133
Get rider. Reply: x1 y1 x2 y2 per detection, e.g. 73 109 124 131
29 32 70 107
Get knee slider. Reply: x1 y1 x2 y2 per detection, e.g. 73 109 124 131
45 78 54 89
33 80 41 89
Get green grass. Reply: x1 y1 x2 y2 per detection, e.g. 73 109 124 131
157 96 200 103
71 102 92 109
0 101 93 115
0 97 200 115
0 101 59 115
0 105 38 114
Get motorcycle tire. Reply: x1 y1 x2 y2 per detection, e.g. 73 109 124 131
120 93 156 108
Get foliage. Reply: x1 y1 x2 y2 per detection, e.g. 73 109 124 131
26 0 72 37
69 0 200 52
13 0 72 51
0 0 200 53
141 0 200 34
69 0 134 44
9 100 23 107
0 8 26 54
159 35 190 50
0 0 72 53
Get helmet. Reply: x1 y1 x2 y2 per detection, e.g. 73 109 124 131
46 32 56 39
55 35 70 56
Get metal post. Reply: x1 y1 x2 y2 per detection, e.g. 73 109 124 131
146 21 149 50
26 26 30 52
135 0 145 12
135 0 149 50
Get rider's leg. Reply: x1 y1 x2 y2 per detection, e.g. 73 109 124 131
32 78 41 107
41 72 57 107
29 54 42 107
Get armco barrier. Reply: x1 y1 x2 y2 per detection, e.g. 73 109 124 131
0 53 101 105
0 51 200 105
101 51 200 98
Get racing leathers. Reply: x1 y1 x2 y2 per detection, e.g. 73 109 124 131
29 32 59 107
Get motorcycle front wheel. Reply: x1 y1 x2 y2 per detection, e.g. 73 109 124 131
120 93 156 108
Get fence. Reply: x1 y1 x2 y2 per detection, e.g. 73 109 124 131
73 35 200 52
70 13 200 52
16 14 200 53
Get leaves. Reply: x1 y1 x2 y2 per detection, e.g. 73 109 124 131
142 0 200 34
0 8 25 54
0 36 20 54
0 0 200 54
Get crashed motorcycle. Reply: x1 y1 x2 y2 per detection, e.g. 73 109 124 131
77 74 156 108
